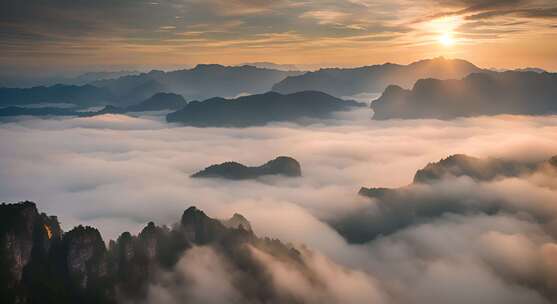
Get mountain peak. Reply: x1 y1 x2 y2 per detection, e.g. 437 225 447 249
191 156 302 180
221 213 253 232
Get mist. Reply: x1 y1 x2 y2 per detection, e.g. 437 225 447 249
1 109 557 303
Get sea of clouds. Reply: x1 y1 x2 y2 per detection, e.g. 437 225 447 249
1 108 557 303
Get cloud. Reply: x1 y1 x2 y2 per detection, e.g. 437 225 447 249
430 0 557 20
249 245 388 304
146 246 244 304
2 110 557 303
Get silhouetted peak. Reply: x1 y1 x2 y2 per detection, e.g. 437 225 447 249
147 69 165 75
259 156 302 177
180 206 210 226
221 213 253 232
0 200 37 214
62 225 108 290
167 90 360 127
64 225 104 243
192 156 302 180
411 77 443 90
192 64 226 71
413 154 529 183
382 84 405 95
358 187 391 199
410 57 478 68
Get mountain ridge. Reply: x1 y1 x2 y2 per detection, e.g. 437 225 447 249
371 70 557 119
167 91 363 127
272 57 485 98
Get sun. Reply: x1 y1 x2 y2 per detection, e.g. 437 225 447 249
439 32 455 46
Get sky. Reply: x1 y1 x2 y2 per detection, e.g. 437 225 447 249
1 0 557 75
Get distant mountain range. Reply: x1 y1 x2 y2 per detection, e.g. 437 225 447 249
371 71 557 119
272 57 484 98
3 59 557 122
0 84 113 108
92 64 302 104
79 93 187 117
167 91 363 127
0 93 186 117
192 156 302 179
0 201 316 304
0 65 300 108
239 62 305 71
0 71 140 88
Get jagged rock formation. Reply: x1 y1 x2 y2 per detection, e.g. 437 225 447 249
0 201 312 304
167 91 362 127
191 156 302 180
371 71 557 119
272 57 483 97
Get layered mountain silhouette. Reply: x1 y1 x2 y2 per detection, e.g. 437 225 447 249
167 91 362 127
0 201 317 304
0 93 187 117
0 65 298 107
79 93 187 117
0 71 140 88
192 156 302 180
272 57 483 97
92 64 302 104
0 106 80 117
0 84 113 108
371 71 557 119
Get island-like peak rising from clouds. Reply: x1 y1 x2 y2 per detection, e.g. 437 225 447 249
191 156 302 180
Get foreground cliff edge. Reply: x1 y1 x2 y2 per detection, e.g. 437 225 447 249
0 203 311 304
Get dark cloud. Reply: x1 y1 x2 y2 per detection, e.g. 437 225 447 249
432 0 557 20
465 7 557 20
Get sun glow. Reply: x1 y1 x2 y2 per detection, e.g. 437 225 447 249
439 32 455 46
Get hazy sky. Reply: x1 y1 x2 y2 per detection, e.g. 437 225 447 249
1 0 557 73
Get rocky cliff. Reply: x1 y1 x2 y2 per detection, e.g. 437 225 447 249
0 201 308 304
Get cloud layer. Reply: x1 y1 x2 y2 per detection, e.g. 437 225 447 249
1 109 557 303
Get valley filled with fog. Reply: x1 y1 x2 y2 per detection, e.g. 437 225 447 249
2 108 557 303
